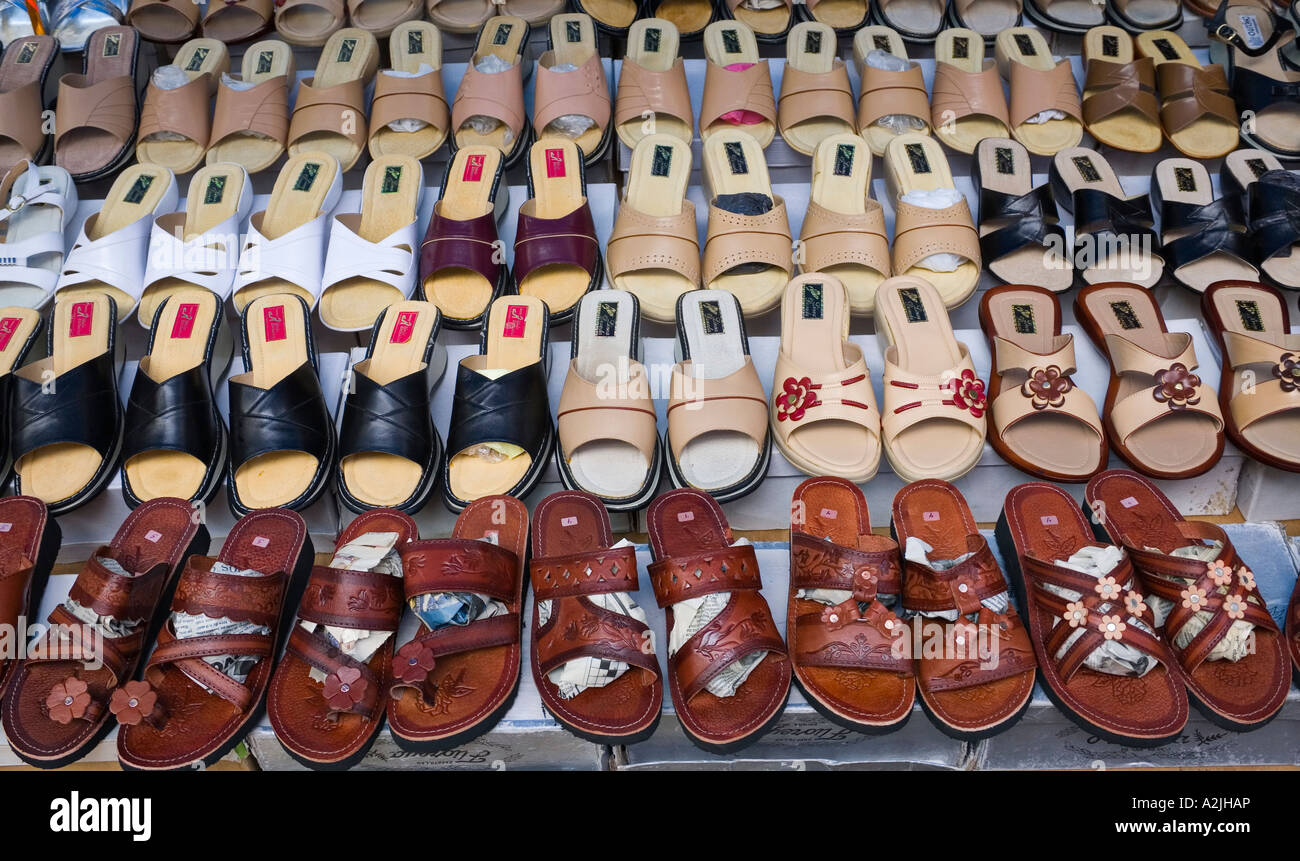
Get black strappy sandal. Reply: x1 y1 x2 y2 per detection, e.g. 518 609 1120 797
1149 158 1257 292
1207 0 1300 159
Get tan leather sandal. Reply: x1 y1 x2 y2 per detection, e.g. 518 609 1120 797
875 276 987 481
722 0 793 40
206 39 295 174
994 27 1083 156
369 21 449 161
427 0 494 33
137 38 229 174
1136 30 1239 160
777 22 854 156
1075 281 1225 480
1081 26 1162 154
451 16 532 168
202 0 273 42
797 133 889 315
979 284 1107 482
350 0 423 36
288 28 380 172
932 28 1010 155
127 0 200 42
54 26 139 182
0 35 57 175
700 20 776 148
615 18 693 148
853 26 930 156
533 13 611 166
274 0 344 47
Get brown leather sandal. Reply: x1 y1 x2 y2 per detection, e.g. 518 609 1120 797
0 496 61 697
206 39 295 174
996 481 1189 746
114 507 311 770
128 0 201 42
136 38 229 174
287 28 380 172
1135 30 1239 160
777 22 854 157
1 498 208 769
202 0 273 42
979 284 1107 482
1087 470 1291 731
1287 576 1300 687
1081 26 1162 154
266 509 416 770
387 494 528 750
646 488 789 752
788 477 914 733
53 26 139 182
0 35 56 175
1075 282 1225 480
894 479 1037 740
529 491 662 743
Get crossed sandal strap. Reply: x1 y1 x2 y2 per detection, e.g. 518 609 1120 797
1221 330 1300 432
209 76 290 148
932 61 1009 128
772 351 878 444
533 53 610 136
901 534 1007 615
143 210 243 299
1247 170 1300 264
139 75 211 148
1068 186 1158 249
857 62 928 130
146 625 272 711
339 362 436 465
916 606 1038 692
446 358 551 461
529 546 660 680
1155 63 1237 135
57 210 154 303
892 199 980 275
607 200 700 286
1158 194 1253 275
451 62 526 145
123 364 221 470
1008 60 1082 130
703 197 793 285
798 199 889 277
10 351 121 464
700 60 775 133
1103 331 1225 445
285 625 383 718
235 209 329 300
613 59 691 131
978 183 1067 267
881 350 987 443
556 358 658 464
288 77 368 152
28 590 152 686
990 334 1104 438
229 362 333 472
322 214 418 295
778 63 854 132
1082 57 1159 128
370 70 449 145
666 358 769 463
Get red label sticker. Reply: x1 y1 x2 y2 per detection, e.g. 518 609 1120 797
263 306 287 342
390 310 419 344
819 508 837 519
545 148 566 178
0 317 21 351
463 154 485 182
502 304 528 338
1120 496 1139 509
170 303 200 340
1040 515 1058 526
68 302 94 337
677 511 694 522
922 511 940 522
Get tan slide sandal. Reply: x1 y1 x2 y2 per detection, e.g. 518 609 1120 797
1135 30 1239 160
875 276 986 481
932 28 1010 155
1150 157 1257 293
427 0 494 33
995 27 1083 156
1081 26 1162 154
369 22 449 161
607 133 699 323
275 0 345 46
701 128 792 316
288 29 380 172
136 38 230 174
350 0 424 36
777 22 855 156
883 133 981 309
798 132 890 315
452 16 531 167
724 0 792 40
1075 281 1225 480
205 39 296 175
533 13 611 166
202 0 274 42
853 26 930 157
772 273 882 482
615 18 693 148
700 20 776 148
978 284 1106 482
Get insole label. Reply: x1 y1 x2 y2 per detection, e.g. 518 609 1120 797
293 162 320 192
872 35 890 51
463 153 485 182
170 303 200 339
1040 515 1058 526
338 38 357 63
0 317 21 350
408 30 424 55
899 287 927 323
722 29 741 53
995 146 1015 174
922 511 940 522
596 301 618 337
805 31 822 54
186 47 209 72
493 23 513 46
15 41 37 63
263 305 287 341
545 147 566 179
381 165 403 193
677 511 694 522
700 300 725 334
503 304 529 338
561 516 579 526
566 20 582 42
904 143 931 175
1013 33 1036 56
390 310 419 343
651 144 673 177
644 27 661 52
1120 496 1139 508
1012 303 1036 334
1174 167 1197 192
1236 299 1265 332
123 174 155 204
1151 38 1180 61
801 283 823 319
724 141 748 175
1072 156 1102 183
1109 300 1142 330
1246 158 1270 178
103 33 120 58
69 302 94 338
144 529 162 543
833 144 854 177
204 175 226 205
1102 34 1119 56
257 51 274 75
1237 14 1265 49
952 36 968 59
819 508 837 518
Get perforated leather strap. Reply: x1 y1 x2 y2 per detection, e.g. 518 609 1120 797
402 538 520 604
648 543 762 608
530 546 639 601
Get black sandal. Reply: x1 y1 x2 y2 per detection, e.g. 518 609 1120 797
1207 0 1300 158
1149 157 1257 292
973 137 1073 292
1222 148 1300 289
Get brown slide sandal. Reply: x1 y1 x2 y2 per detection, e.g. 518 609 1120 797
387 494 529 750
646 488 790 752
1075 282 1225 479
267 508 417 770
427 0 494 33
994 27 1083 156
615 18 693 148
1081 26 1161 154
700 20 776 148
0 35 57 175
275 0 345 47
206 39 296 175
369 22 449 161
1135 30 1238 160
932 28 1010 155
979 284 1107 482
288 28 380 172
894 479 1037 740
1087 470 1290 731
128 0 201 42
777 22 855 157
54 26 139 182
0 496 60 697
115 507 312 770
996 480 1188 746
723 0 792 39
1 498 207 768
202 0 273 42
1202 280 1300 473
528 491 663 743
136 38 230 174
788 476 914 734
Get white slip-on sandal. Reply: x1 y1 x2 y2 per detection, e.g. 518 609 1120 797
0 161 78 310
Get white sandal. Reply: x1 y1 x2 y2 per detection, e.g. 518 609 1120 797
0 161 77 310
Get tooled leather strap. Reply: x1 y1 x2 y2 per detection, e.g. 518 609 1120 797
648 543 762 608
54 74 136 151
778 63 854 132
796 601 909 673
700 60 775 132
170 557 288 629
1082 57 1159 127
30 603 138 686
798 199 890 277
789 530 900 599
0 551 34 630
139 75 211 147
614 59 692 130
1155 62 1237 135
68 552 173 625
146 624 271 711
1008 60 1081 130
402 538 520 603
297 566 404 631
288 77 367 151
531 546 640 601
670 589 786 701
917 607 1039 692
285 624 381 717
901 535 1006 615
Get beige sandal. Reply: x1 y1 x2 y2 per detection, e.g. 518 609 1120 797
615 18 693 148
451 16 531 167
534 13 611 165
368 21 449 161
932 28 1010 155
206 39 295 175
288 28 380 172
995 27 1084 156
853 26 930 157
700 20 775 148
777 22 855 156
137 38 230 174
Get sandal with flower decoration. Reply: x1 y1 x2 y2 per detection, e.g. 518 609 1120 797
788 477 914 734
1086 470 1291 731
892 479 1037 740
996 481 1188 746
266 508 418 770
874 276 987 482
1075 282 1225 480
979 284 1107 482
528 491 662 744
387 494 529 751
115 507 312 771
1 498 208 769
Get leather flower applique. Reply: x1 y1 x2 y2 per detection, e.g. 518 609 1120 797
1224 593 1247 621
1022 365 1073 410
945 369 987 418
777 376 820 422
1123 591 1148 617
1152 363 1201 409
1206 559 1233 587
1237 567 1256 592
323 667 368 712
1273 352 1300 393
109 680 164 728
46 677 91 725
395 639 437 685
1180 584 1209 611
1098 614 1126 641
820 599 860 631
1062 601 1088 628
1093 576 1122 602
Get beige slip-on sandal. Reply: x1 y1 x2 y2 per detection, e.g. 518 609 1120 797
615 18 693 148
700 20 776 148
932 28 1010 155
288 28 380 172
136 39 229 174
205 39 295 175
853 26 931 157
777 22 855 156
995 26 1084 156
369 21 450 161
